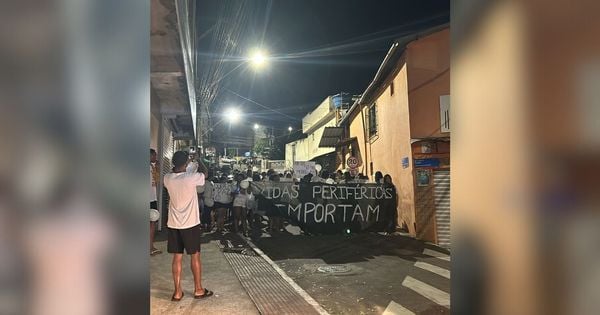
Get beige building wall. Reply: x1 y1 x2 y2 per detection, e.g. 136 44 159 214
302 97 332 133
406 28 451 138
348 60 417 236
286 96 337 167
346 28 450 238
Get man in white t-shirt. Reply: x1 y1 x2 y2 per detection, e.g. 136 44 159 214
163 151 213 301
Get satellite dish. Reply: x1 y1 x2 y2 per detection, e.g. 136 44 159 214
315 164 322 172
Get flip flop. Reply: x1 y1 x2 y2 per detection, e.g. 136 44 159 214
171 292 184 302
194 289 214 299
151 249 162 256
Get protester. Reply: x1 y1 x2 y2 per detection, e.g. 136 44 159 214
383 174 399 233
150 149 162 256
163 151 213 301
340 171 353 184
201 172 214 230
213 174 235 233
251 173 264 226
336 170 343 182
232 180 250 236
374 171 383 184
280 172 293 182
246 184 256 231
267 173 285 232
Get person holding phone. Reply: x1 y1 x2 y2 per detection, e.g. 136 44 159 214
163 151 213 301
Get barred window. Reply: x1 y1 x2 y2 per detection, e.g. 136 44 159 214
368 103 378 137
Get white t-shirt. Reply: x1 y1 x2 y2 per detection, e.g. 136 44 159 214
203 181 214 207
213 183 236 204
233 193 248 208
246 192 255 210
163 163 206 229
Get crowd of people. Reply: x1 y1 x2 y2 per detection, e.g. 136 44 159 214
195 163 398 236
150 149 399 302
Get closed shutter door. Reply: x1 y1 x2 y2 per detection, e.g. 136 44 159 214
433 171 450 248
158 117 174 230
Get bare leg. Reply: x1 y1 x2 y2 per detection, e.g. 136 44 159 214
210 209 216 229
241 208 248 234
217 208 225 231
190 252 204 295
150 221 156 251
233 207 241 233
172 254 183 298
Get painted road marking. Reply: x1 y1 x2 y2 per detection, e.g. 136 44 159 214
414 261 451 279
423 248 451 261
382 300 415 315
402 276 450 307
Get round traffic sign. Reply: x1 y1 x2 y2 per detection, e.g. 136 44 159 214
347 156 359 169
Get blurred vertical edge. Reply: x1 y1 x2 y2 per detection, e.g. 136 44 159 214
452 0 600 315
0 0 149 314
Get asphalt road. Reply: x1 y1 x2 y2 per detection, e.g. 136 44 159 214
251 225 451 315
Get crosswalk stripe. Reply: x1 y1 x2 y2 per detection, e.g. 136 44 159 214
402 276 450 307
382 300 415 315
414 261 451 279
423 248 451 261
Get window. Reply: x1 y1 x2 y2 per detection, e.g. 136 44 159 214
439 95 450 133
368 103 378 137
390 81 394 96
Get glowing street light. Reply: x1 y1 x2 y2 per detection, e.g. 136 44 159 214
249 48 268 69
224 107 241 124
253 123 260 130
288 126 293 132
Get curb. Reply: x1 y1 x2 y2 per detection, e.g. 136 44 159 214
241 236 331 315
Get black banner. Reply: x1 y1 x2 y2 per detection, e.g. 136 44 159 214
250 182 397 234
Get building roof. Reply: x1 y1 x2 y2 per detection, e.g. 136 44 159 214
318 127 345 147
339 23 449 125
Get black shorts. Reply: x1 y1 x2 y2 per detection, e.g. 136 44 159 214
150 201 157 210
213 202 232 209
167 224 202 254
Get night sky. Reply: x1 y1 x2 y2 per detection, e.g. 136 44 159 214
196 0 449 138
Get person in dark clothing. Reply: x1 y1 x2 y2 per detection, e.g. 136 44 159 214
374 171 383 184
383 174 398 233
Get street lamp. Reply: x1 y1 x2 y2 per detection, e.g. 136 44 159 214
288 126 293 132
224 107 241 124
253 123 260 130
249 48 268 69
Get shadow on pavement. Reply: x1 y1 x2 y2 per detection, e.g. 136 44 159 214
251 224 449 265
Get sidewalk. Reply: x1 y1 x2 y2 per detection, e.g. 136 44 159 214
150 237 259 315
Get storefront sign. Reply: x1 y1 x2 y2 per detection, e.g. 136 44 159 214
414 158 440 168
250 182 397 234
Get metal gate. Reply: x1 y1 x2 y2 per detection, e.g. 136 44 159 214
157 116 174 230
433 171 451 248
